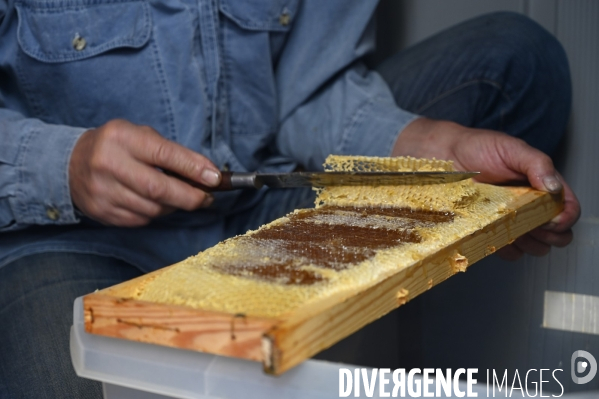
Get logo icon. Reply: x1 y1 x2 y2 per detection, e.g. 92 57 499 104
571 350 597 384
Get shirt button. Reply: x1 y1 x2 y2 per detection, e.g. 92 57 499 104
279 11 290 26
72 34 87 51
46 207 60 221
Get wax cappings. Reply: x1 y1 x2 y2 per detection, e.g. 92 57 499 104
136 156 514 318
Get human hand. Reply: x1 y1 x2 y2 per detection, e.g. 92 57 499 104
393 118 580 260
69 119 221 226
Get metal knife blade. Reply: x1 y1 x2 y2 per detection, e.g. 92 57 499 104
170 170 479 191
254 171 479 188
255 171 479 188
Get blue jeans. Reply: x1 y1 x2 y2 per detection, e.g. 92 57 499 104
0 12 570 398
0 253 141 398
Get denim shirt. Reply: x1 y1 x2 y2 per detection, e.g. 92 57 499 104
0 0 417 271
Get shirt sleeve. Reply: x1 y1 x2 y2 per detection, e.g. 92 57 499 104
0 108 86 231
275 0 418 171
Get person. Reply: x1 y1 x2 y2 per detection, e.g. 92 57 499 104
0 0 579 396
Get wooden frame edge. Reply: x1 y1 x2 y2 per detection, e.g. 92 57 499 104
84 293 278 361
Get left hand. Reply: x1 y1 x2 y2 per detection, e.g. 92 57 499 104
392 117 581 260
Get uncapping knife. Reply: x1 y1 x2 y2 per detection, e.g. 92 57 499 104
171 171 479 191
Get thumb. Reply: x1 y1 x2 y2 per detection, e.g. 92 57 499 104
508 140 562 194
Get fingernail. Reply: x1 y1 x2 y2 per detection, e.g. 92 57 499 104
202 194 214 207
541 214 562 230
542 175 562 193
201 169 220 186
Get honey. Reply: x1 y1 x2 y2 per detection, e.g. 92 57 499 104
214 206 452 286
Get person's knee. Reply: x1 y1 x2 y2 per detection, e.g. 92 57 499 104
480 11 553 45
482 12 570 96
475 12 570 152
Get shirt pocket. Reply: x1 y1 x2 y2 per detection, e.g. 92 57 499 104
16 0 151 63
14 0 175 140
219 0 299 32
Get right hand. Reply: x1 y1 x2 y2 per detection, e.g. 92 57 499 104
69 119 221 226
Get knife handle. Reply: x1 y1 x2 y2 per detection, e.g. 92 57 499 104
166 171 261 191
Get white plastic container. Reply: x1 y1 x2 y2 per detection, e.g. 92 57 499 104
70 297 597 398
71 296 375 398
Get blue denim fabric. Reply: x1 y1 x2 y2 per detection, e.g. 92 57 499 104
0 253 142 398
0 0 416 271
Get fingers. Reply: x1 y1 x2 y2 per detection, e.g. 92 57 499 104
113 160 214 211
496 234 550 261
129 127 221 188
505 142 581 230
540 172 581 233
530 227 573 247
496 227 574 262
504 139 562 194
79 189 153 226
97 206 151 227
69 120 220 226
82 179 176 225
108 180 177 219
497 245 523 261
496 138 581 238
513 234 551 256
